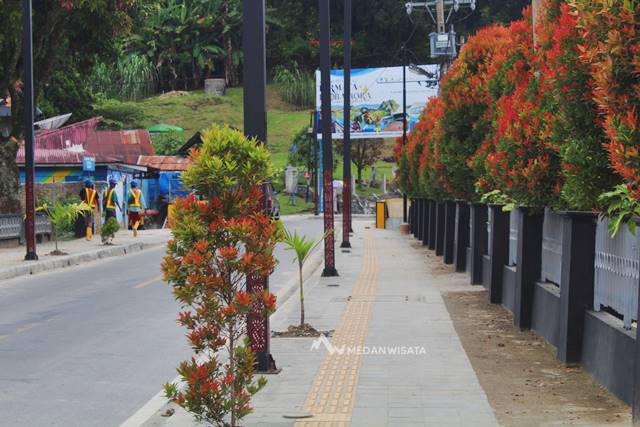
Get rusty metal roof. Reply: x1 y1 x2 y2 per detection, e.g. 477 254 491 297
16 118 155 166
85 130 155 165
137 155 191 171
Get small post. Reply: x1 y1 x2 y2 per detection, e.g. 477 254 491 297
428 200 437 250
513 207 544 329
487 205 510 304
469 203 487 285
454 201 470 272
557 212 597 364
435 202 445 256
422 199 430 247
443 201 456 264
417 199 424 241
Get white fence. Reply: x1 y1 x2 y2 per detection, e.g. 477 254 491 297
594 218 640 329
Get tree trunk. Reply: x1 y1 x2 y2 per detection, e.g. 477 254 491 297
229 324 236 427
299 266 305 326
0 138 21 213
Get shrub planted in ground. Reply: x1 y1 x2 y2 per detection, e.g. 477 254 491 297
162 125 279 427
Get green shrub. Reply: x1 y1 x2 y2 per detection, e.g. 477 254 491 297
92 97 146 130
273 64 315 109
101 217 120 245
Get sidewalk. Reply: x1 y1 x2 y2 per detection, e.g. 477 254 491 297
0 228 171 281
138 219 497 427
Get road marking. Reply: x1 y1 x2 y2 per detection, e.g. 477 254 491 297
133 275 164 289
296 230 378 427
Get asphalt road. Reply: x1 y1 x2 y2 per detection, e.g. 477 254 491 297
0 214 324 427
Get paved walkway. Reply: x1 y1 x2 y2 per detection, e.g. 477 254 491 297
140 219 497 427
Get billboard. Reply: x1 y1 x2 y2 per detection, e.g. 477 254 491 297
315 65 439 140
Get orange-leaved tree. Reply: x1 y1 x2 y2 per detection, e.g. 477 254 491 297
572 0 640 199
162 125 280 427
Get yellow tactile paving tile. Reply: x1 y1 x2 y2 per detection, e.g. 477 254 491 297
296 231 378 427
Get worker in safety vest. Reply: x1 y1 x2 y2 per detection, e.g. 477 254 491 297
103 179 121 221
127 181 146 237
79 179 97 240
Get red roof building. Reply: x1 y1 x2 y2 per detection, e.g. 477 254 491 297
16 117 155 166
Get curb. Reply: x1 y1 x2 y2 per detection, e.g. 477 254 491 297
121 243 326 427
0 240 167 282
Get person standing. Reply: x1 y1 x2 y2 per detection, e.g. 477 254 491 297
103 178 121 221
79 179 97 240
127 181 146 237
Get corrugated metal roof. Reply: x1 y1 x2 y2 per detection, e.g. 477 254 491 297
16 118 155 166
86 130 154 165
138 155 191 171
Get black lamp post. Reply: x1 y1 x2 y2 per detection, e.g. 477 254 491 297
402 43 408 224
23 0 37 261
242 0 276 373
341 0 352 249
320 0 338 277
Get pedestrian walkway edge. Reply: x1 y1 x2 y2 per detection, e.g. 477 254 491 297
0 240 167 282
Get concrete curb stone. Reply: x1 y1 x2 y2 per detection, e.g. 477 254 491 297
0 240 166 282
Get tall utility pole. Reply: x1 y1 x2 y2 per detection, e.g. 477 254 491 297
23 0 37 261
320 0 339 277
341 0 352 249
436 0 445 32
242 0 276 373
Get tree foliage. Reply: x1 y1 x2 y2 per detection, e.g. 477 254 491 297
334 138 383 183
162 125 279 426
0 0 138 212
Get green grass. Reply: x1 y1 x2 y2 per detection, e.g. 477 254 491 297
277 193 315 216
135 86 310 170
135 86 398 216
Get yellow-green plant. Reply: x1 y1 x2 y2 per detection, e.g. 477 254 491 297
281 228 325 326
101 217 120 245
36 202 92 253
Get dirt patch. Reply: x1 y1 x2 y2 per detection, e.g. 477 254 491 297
442 290 631 426
272 324 331 338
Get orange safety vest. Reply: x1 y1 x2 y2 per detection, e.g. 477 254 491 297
129 189 142 208
84 188 97 208
106 189 116 209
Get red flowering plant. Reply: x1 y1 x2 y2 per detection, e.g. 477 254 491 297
472 11 563 208
571 0 640 199
417 97 449 201
397 115 426 197
438 25 512 201
162 126 280 427
535 0 617 210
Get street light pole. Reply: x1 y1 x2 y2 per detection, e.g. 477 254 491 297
320 0 338 277
23 0 37 261
402 43 408 224
242 0 276 373
341 0 352 249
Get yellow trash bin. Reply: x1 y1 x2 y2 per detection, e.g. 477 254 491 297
376 201 387 229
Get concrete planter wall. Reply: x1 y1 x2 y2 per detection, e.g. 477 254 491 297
422 200 431 247
483 205 510 304
454 201 470 273
428 201 437 250
435 202 446 256
443 201 456 265
513 207 544 329
468 203 487 285
404 200 640 411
